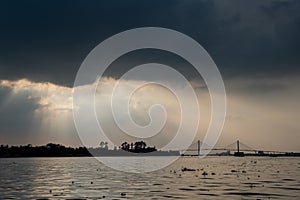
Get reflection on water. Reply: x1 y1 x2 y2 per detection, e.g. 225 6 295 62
0 157 299 199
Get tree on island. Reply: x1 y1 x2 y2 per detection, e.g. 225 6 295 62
134 141 147 150
120 141 156 153
120 142 130 151
99 141 108 150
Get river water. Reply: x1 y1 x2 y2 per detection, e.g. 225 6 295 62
0 157 299 199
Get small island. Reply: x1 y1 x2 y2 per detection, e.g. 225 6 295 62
120 141 156 153
90 141 180 157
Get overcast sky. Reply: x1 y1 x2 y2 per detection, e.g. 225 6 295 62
0 0 299 151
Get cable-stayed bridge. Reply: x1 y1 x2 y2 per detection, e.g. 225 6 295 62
179 140 293 156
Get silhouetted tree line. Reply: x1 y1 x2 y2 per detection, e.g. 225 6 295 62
0 143 91 157
0 141 180 157
120 141 157 153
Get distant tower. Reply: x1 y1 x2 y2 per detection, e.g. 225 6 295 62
197 140 201 156
234 140 244 157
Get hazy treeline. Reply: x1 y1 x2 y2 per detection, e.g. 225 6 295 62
0 141 180 157
0 143 91 157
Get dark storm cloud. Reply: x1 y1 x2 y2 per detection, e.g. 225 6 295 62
0 0 299 86
235 81 287 95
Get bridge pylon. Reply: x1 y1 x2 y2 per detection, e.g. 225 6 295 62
234 140 245 157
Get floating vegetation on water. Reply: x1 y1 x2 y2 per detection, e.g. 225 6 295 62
181 167 196 172
202 171 208 176
121 192 126 197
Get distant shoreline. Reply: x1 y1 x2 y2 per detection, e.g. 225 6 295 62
0 143 180 158
1 143 300 158
2 154 300 158
2 155 300 158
